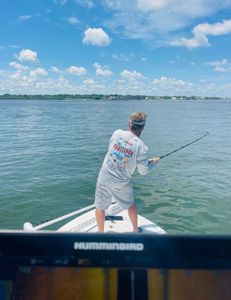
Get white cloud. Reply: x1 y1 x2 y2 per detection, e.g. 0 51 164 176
112 53 135 61
17 15 33 22
57 76 70 88
2 36 231 97
121 70 144 81
66 66 87 75
94 62 113 77
170 34 209 49
30 68 48 78
75 0 94 8
9 61 29 71
0 44 19 50
83 28 111 46
170 19 231 48
9 70 34 85
65 17 79 25
17 49 39 62
53 0 67 5
50 66 60 72
83 78 96 85
195 19 231 36
81 78 105 93
10 71 24 81
103 0 231 43
35 76 72 92
153 76 194 90
2 68 231 97
17 14 40 23
137 0 169 11
3 68 74 94
206 59 231 72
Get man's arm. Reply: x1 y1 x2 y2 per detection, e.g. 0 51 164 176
136 143 160 175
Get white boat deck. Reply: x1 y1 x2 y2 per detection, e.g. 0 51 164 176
58 203 166 234
24 202 166 234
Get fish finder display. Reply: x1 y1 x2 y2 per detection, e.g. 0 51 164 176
0 233 231 300
1 267 231 299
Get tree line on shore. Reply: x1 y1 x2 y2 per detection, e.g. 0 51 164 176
0 94 227 100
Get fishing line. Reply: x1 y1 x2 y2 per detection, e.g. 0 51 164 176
159 131 209 160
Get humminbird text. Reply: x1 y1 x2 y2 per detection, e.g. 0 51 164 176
74 242 144 251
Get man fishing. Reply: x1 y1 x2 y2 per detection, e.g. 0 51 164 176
94 112 159 233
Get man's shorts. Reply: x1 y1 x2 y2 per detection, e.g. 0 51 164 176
94 181 134 211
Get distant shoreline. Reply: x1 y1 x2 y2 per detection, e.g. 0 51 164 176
0 94 230 101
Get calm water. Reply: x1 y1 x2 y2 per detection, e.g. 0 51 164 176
0 99 231 234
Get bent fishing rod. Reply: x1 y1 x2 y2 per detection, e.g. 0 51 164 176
159 131 209 160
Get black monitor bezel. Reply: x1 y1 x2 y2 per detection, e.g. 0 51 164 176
0 231 231 274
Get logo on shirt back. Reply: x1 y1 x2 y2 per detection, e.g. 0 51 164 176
113 143 133 156
107 137 135 170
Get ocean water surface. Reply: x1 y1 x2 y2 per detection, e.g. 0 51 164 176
0 99 230 234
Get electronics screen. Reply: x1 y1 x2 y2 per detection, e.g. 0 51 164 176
0 232 231 300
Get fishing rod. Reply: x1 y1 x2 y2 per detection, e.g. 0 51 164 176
159 131 209 160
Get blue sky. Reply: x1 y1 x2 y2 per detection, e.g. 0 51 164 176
1 0 231 96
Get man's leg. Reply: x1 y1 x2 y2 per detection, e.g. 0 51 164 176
95 208 105 232
95 181 111 233
128 204 138 233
